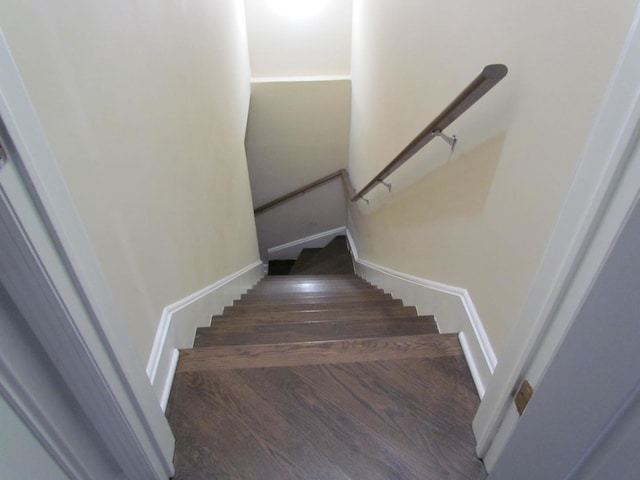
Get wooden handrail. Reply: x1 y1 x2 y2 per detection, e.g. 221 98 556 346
254 169 347 215
253 64 507 214
351 64 508 201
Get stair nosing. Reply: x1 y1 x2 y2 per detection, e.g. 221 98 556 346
178 333 461 372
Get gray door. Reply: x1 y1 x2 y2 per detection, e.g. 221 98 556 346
489 193 640 480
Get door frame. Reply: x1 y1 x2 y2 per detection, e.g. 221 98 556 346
0 30 174 478
474 5 640 468
486 164 640 478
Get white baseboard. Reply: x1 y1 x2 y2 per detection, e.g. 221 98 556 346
345 230 495 398
267 226 346 260
146 260 263 410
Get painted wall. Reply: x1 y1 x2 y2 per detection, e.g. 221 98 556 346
246 79 351 258
348 0 638 357
244 0 352 78
255 180 347 259
0 395 68 480
488 172 640 480
0 0 260 363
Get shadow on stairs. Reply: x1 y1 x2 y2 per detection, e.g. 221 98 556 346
268 235 354 275
166 236 486 479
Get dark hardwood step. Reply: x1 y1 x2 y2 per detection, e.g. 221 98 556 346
245 284 381 295
223 299 404 315
167 355 485 480
233 293 396 306
210 305 419 325
288 247 322 274
194 316 438 347
247 282 377 294
262 274 360 282
239 290 387 303
293 253 354 275
292 236 354 275
178 333 461 371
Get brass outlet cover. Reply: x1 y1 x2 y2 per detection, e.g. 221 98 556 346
515 380 533 415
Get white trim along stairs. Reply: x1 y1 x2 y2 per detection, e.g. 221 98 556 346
148 229 495 409
146 261 263 410
344 230 495 398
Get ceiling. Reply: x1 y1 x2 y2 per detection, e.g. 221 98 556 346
243 0 353 78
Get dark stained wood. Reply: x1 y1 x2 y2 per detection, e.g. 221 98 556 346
238 290 388 304
352 64 508 201
248 282 378 294
290 236 354 275
167 268 485 479
254 170 344 215
177 333 461 371
223 299 404 314
233 292 396 306
261 273 360 281
288 247 322 274
167 356 485 480
244 285 382 296
210 305 419 325
194 316 438 347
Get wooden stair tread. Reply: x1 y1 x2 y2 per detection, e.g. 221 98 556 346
168 356 484 480
210 306 419 324
224 299 404 314
293 253 354 275
244 286 383 296
233 293 396 306
178 334 461 371
247 283 378 294
238 290 388 303
194 316 438 347
167 237 484 480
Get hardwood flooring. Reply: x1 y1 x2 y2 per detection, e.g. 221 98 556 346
167 356 484 480
166 270 486 479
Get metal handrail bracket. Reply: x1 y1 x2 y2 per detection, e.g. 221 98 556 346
252 64 507 214
351 64 507 201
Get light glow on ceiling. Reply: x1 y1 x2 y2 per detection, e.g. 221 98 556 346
266 0 332 19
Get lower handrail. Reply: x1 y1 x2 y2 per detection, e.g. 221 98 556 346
253 169 347 215
253 64 507 213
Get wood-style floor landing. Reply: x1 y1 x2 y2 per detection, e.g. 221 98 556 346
167 268 486 479
167 354 485 479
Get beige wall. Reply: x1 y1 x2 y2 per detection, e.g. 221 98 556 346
0 0 259 363
246 79 351 257
348 0 638 357
246 80 351 204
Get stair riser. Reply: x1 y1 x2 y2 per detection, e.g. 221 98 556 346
209 308 419 325
179 334 462 371
241 290 386 301
223 299 404 314
248 284 377 293
194 318 439 347
261 274 359 282
233 294 396 306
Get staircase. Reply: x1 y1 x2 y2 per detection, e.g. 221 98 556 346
166 238 486 479
268 235 354 275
